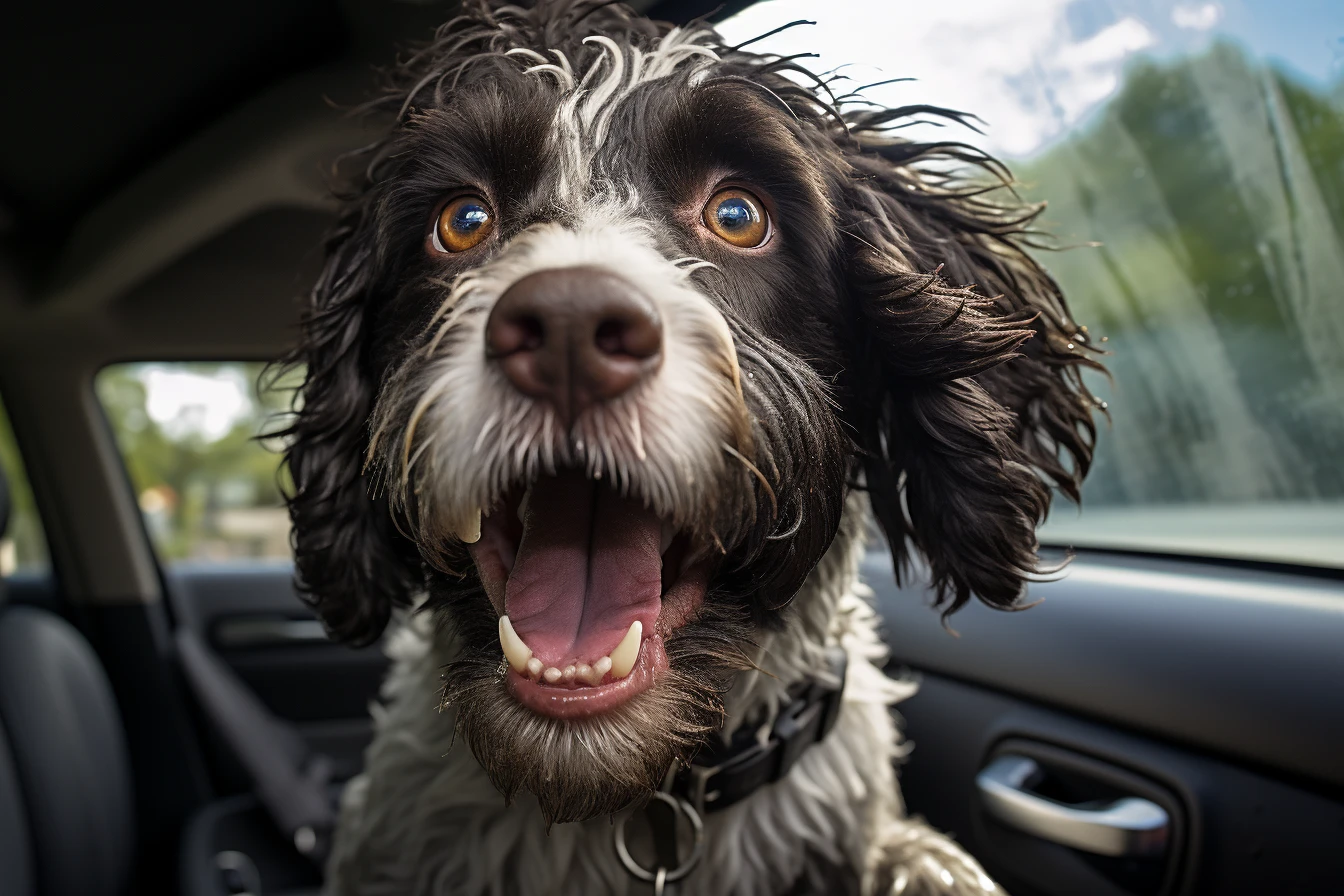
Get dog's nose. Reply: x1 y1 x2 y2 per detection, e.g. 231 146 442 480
485 267 662 424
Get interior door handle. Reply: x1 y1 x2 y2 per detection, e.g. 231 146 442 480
976 755 1169 858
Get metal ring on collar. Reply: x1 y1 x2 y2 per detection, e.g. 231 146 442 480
614 792 706 883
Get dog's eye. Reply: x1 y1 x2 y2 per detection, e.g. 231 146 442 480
434 196 494 253
702 189 769 248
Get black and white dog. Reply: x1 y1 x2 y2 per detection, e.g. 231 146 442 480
283 1 1102 893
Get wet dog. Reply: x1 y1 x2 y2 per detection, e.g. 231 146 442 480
282 2 1103 892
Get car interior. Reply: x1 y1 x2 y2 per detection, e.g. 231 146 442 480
0 1 1341 895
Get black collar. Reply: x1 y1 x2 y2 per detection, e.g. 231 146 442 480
668 646 848 814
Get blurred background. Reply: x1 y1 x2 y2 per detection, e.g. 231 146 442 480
1 0 1340 576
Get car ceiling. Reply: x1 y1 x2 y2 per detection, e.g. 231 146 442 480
0 0 735 294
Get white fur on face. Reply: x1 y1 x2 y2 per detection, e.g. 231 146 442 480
369 208 751 550
368 27 752 547
506 27 720 203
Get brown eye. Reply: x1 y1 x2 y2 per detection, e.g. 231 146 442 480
434 195 494 253
702 188 769 248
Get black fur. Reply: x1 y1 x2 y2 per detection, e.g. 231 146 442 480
280 0 1103 818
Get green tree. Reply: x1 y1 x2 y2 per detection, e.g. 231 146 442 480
1014 41 1344 506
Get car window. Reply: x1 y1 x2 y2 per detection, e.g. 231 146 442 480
721 0 1344 569
0 392 49 577
95 362 299 566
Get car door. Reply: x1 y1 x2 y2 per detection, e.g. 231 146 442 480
868 550 1344 896
93 362 388 789
704 0 1344 892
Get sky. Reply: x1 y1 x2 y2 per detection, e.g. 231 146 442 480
716 0 1343 158
139 365 254 442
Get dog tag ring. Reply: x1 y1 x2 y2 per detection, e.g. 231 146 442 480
614 792 704 896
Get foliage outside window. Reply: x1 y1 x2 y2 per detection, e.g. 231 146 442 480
96 363 300 565
0 396 48 576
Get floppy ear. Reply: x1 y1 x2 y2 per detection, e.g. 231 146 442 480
840 135 1103 616
281 208 420 645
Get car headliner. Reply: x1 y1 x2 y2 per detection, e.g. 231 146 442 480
0 0 743 296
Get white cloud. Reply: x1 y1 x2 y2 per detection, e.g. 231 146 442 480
142 367 251 442
1171 3 1222 30
716 0 1156 157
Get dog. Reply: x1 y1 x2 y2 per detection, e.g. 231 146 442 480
281 1 1103 893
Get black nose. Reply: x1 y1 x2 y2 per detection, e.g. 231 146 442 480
485 267 663 425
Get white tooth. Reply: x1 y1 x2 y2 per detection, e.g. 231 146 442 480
498 616 531 673
593 656 612 679
660 523 675 556
526 658 543 678
576 663 596 685
517 488 531 525
562 665 577 682
459 508 482 544
543 666 563 684
609 621 642 680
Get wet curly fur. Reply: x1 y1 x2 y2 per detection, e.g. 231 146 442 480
278 1 1104 893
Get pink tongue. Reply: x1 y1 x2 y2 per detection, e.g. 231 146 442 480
504 471 663 668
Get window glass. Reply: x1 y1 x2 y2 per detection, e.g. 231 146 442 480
95 363 300 565
0 394 48 576
721 0 1344 568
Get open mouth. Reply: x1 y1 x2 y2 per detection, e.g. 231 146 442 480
466 469 712 719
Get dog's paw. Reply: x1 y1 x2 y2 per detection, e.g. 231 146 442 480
871 819 1004 896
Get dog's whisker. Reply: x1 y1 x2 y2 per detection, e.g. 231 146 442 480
472 410 501 455
627 403 645 462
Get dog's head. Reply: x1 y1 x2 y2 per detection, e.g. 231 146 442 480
283 0 1102 823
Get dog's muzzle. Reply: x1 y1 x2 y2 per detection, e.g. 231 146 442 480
463 265 718 721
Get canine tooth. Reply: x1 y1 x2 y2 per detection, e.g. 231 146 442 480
562 665 577 682
517 488 531 524
543 666 563 684
497 616 531 673
526 657 543 678
660 523 675 556
609 621 642 680
458 508 482 544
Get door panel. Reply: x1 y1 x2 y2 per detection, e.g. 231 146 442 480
165 562 386 781
865 548 1344 895
893 674 1344 896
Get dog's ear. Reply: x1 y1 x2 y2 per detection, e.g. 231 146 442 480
840 136 1103 617
281 207 419 646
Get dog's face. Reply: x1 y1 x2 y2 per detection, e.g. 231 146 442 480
284 0 1102 823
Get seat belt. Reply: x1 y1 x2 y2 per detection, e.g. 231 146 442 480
174 628 337 865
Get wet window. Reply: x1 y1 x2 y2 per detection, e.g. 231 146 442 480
721 1 1344 567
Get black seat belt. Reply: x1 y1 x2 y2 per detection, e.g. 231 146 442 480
175 628 337 865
